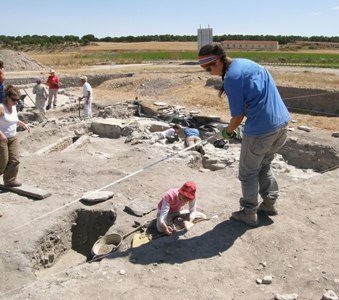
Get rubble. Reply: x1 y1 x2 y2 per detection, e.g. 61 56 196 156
322 290 338 300
297 125 311 132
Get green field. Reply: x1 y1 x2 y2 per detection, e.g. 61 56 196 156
83 51 339 68
33 50 339 68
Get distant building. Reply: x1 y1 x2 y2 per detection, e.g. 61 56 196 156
295 41 339 48
197 27 213 50
222 40 279 50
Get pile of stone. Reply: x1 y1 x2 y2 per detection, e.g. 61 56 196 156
0 49 44 71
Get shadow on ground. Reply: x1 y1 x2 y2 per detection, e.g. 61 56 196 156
106 213 273 265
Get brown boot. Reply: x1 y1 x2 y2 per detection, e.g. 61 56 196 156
231 209 258 227
4 181 22 187
258 201 278 216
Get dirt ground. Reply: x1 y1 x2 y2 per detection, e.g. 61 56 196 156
0 63 338 300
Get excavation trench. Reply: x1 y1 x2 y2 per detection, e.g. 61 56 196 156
278 138 339 173
30 208 116 274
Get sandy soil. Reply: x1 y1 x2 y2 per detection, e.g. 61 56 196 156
0 63 338 300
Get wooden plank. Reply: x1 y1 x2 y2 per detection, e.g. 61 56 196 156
0 184 51 200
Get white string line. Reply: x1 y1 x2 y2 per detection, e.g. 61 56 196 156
283 91 339 101
0 135 216 239
283 91 339 116
285 106 339 116
2 161 338 299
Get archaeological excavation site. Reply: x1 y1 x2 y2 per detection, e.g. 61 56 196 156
0 50 338 300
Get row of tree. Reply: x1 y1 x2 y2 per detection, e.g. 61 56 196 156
1 34 338 48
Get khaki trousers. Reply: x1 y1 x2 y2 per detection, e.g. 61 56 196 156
47 89 58 106
238 126 288 211
0 136 20 184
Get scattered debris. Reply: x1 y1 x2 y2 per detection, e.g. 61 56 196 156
274 293 298 300
332 132 339 138
189 110 200 115
261 275 273 284
321 290 338 300
119 269 126 275
154 101 168 106
259 261 267 268
297 125 311 132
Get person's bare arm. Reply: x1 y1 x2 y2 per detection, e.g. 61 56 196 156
0 107 7 143
17 120 30 132
226 115 245 133
0 70 4 83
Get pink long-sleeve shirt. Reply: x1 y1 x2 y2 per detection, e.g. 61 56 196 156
157 188 196 224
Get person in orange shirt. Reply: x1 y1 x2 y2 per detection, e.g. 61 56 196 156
46 69 60 110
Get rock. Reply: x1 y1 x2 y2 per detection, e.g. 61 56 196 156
189 110 200 115
119 269 126 275
290 137 298 142
262 275 273 284
81 191 114 203
287 127 295 132
153 101 167 106
291 119 298 123
125 199 156 217
74 128 86 136
322 290 338 300
256 278 262 284
331 132 339 138
274 293 298 300
297 125 311 132
259 261 267 268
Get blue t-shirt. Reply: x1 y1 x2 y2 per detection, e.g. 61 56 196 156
184 128 199 137
224 59 290 136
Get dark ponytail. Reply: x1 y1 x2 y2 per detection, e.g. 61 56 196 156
199 43 230 97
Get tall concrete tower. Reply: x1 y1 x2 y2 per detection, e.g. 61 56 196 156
197 26 213 50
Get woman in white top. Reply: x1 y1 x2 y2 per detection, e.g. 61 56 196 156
0 85 30 187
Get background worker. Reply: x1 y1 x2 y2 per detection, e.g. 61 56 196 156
149 124 181 144
46 69 60 110
177 124 205 155
0 60 4 104
0 85 30 187
32 78 48 113
156 181 199 235
78 76 93 118
198 43 290 226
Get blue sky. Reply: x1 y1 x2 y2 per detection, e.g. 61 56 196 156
2 0 339 37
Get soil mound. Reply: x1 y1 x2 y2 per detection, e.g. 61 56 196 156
0 49 44 71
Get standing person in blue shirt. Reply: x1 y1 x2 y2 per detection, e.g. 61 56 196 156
198 43 290 226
